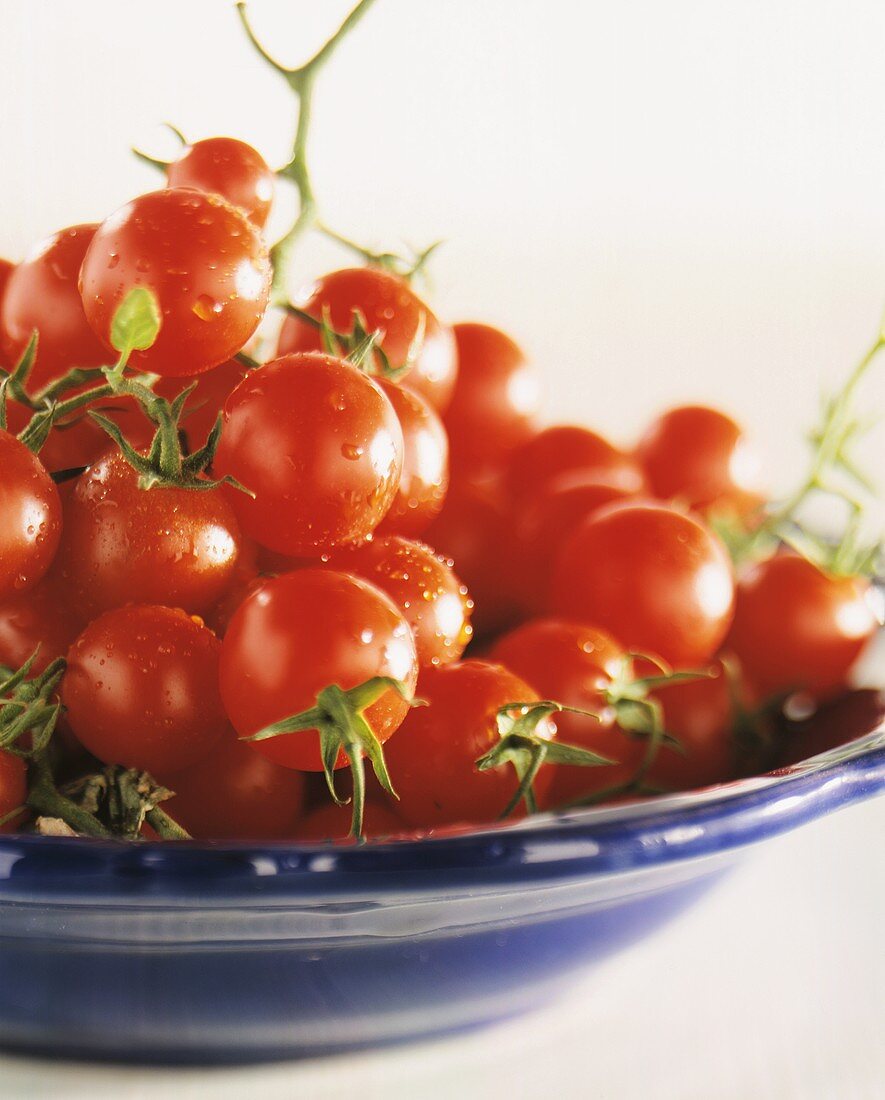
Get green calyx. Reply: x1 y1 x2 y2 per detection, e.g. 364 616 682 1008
284 304 425 382
244 676 422 839
0 654 66 758
475 701 615 819
26 756 190 840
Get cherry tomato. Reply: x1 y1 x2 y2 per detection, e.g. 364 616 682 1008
326 536 472 667
55 449 242 617
444 323 541 476
219 569 418 771
0 431 62 600
551 501 735 668
646 661 735 790
511 471 639 615
3 400 110 474
153 357 249 453
504 425 644 503
0 571 84 675
374 380 448 537
637 405 764 516
0 225 110 390
166 137 274 229
776 688 885 767
0 750 27 833
0 258 14 367
489 620 644 806
727 553 879 697
214 353 404 556
384 660 555 828
79 189 271 377
422 479 522 638
202 537 262 637
159 730 306 840
62 605 227 775
276 267 458 412
293 800 404 843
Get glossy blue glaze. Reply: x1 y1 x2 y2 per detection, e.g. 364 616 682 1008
1 725 883 1064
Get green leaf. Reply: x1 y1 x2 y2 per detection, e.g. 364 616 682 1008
110 288 161 357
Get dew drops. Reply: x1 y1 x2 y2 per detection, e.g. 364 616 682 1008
193 294 224 321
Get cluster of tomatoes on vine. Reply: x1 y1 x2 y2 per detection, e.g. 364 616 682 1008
0 5 881 843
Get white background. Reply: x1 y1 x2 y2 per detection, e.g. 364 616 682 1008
1 1 884 1097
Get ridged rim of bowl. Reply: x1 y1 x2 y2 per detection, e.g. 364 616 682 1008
1 719 883 894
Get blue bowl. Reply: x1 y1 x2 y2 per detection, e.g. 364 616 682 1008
1 704 883 1065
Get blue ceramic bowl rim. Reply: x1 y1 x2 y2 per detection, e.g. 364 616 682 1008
2 720 883 895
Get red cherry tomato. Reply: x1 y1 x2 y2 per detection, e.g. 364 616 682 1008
776 688 885 767
3 400 110 474
489 620 644 806
159 730 306 840
637 405 764 516
214 353 404 556
0 225 110 390
551 501 736 668
444 323 541 476
55 449 242 618
155 358 249 452
79 189 271 377
326 536 473 668
374 380 449 537
293 800 404 843
0 258 14 367
62 605 227 775
219 569 418 772
511 471 639 615
202 537 262 638
0 431 62 600
166 137 274 229
727 553 879 697
384 660 555 828
0 750 27 833
0 571 84 675
422 479 522 638
276 267 458 412
504 425 644 503
646 661 735 790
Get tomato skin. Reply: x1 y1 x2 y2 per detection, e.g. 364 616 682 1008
0 258 14 367
155 358 249 452
159 730 306 840
0 750 27 833
1 225 109 390
79 189 271 378
646 661 735 790
166 138 274 229
214 353 404 556
637 405 764 515
62 605 227 775
505 425 644 504
775 688 885 767
550 501 736 668
444 323 541 476
219 569 418 772
325 536 472 668
293 800 404 843
0 431 62 600
0 571 84 675
511 471 639 615
727 553 879 697
276 267 458 412
421 479 522 638
374 380 449 537
384 660 554 828
55 449 242 618
490 620 644 806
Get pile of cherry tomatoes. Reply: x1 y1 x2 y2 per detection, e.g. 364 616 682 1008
0 12 881 845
